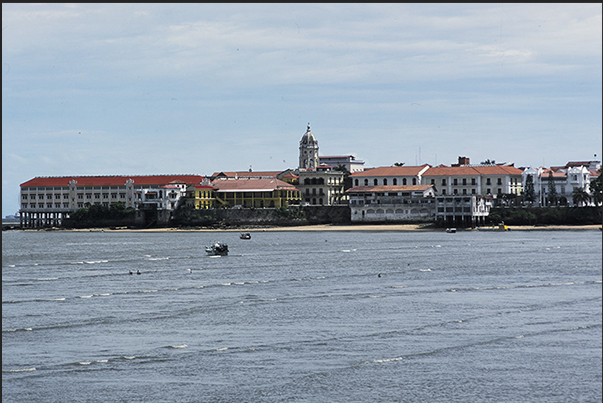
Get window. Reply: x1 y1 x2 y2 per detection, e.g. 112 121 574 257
403 178 407 185
383 178 388 186
374 179 378 186
453 179 458 185
462 178 467 185
471 178 476 185
393 178 397 185
497 178 502 185
364 179 369 186
413 178 417 185
354 179 359 186
486 178 491 185
441 179 446 186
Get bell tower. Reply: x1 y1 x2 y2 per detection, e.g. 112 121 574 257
298 123 319 171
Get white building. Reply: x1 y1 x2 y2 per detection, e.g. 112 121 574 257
297 164 347 206
319 155 365 173
350 165 431 187
299 123 319 171
135 184 187 226
522 161 601 206
435 195 492 227
422 161 523 199
346 184 436 222
19 175 204 228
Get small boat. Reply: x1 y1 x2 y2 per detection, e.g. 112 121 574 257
445 228 457 233
206 241 229 256
477 222 509 232
239 232 251 239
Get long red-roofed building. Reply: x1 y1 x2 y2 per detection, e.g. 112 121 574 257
19 174 205 228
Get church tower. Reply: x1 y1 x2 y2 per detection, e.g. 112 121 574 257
299 123 319 171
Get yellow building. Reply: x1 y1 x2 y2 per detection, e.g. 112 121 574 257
212 178 301 208
186 184 216 209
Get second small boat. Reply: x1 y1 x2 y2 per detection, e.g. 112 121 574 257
206 241 229 256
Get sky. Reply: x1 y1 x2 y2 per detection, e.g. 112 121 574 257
2 3 602 217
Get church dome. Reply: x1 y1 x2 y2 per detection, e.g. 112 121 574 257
300 123 317 145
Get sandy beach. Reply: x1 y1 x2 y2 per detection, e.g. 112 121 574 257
45 223 602 233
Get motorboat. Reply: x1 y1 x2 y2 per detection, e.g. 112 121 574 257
445 228 457 233
206 242 229 256
477 222 509 232
239 232 251 239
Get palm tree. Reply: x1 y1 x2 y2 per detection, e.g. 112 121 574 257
571 187 590 207
589 169 602 206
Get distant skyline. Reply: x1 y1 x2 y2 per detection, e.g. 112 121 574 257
2 3 602 216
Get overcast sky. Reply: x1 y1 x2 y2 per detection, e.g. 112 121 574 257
2 3 602 216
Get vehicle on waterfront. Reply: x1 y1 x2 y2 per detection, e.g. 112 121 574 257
477 222 509 231
205 241 229 256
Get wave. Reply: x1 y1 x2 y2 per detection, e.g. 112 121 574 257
362 356 403 364
3 367 36 373
167 344 188 349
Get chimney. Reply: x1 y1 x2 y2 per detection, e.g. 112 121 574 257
458 156 470 166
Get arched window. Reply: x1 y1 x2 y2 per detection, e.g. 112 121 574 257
355 179 359 186
374 179 378 186
383 178 388 186
413 178 417 185
393 178 398 185
364 179 369 186
304 178 311 185
403 178 407 185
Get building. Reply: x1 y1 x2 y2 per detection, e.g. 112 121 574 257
435 195 491 227
19 174 204 228
421 157 523 200
298 123 319 171
297 163 347 206
319 155 365 173
211 177 301 208
185 183 216 210
522 160 601 206
350 165 430 187
135 184 188 226
209 170 293 181
346 184 436 222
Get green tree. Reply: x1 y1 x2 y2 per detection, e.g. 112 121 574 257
589 169 602 206
523 174 535 204
547 171 558 206
571 187 590 207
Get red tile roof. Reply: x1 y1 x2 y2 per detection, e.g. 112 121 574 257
346 185 434 193
350 164 430 177
210 171 284 179
20 175 205 187
211 178 298 192
423 165 523 176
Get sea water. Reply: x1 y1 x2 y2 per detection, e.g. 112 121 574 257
2 229 601 403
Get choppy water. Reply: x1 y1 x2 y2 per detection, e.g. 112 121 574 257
2 229 602 403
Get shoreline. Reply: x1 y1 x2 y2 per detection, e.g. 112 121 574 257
13 224 602 233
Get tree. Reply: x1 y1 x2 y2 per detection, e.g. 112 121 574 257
523 174 535 204
571 187 590 207
547 171 558 206
589 169 602 206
